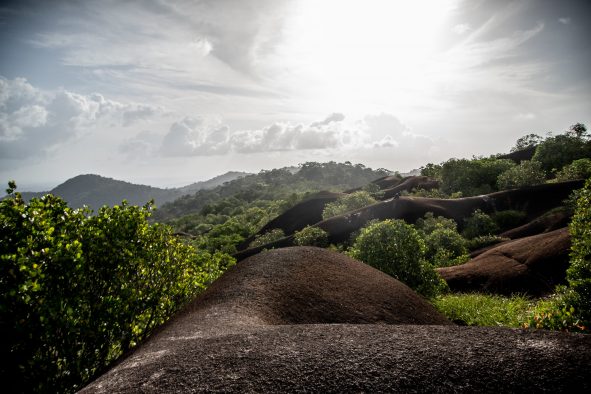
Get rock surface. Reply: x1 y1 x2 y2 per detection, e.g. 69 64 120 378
82 247 591 393
438 228 571 296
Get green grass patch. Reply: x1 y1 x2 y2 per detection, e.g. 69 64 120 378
433 293 533 327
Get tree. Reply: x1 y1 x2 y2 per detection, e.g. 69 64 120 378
566 123 588 139
348 219 444 297
532 134 591 174
0 185 234 392
322 191 377 220
497 160 546 190
462 209 499 240
440 158 515 196
511 133 544 152
555 158 591 182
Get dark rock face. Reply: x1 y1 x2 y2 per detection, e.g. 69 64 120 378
81 247 591 393
237 191 344 250
438 228 571 296
235 180 583 261
380 176 440 199
183 247 451 326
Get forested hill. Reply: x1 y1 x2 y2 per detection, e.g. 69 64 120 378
151 162 391 221
18 172 249 211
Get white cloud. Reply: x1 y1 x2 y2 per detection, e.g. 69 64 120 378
558 17 571 25
453 23 471 35
160 117 230 156
0 77 161 158
515 112 536 120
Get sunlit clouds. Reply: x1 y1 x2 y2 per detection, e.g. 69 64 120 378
0 0 589 189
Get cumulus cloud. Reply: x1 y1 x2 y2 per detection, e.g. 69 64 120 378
0 77 161 158
158 113 362 156
310 112 345 127
160 117 230 156
155 112 434 157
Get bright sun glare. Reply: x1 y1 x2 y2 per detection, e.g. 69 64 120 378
279 0 457 115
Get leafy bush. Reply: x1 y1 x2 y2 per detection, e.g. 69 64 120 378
415 212 458 234
497 160 546 190
440 158 515 196
0 183 234 393
433 294 532 327
248 228 285 248
348 219 445 297
532 134 591 174
424 228 469 267
294 225 329 247
565 176 591 327
555 158 591 182
466 235 510 251
524 294 586 332
322 191 377 220
492 210 527 232
462 209 499 240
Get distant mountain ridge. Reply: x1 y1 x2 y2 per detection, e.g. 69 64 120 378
18 172 249 211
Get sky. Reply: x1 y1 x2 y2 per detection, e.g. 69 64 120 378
0 0 590 190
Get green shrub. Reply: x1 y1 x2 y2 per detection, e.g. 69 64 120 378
415 212 458 235
555 158 591 182
497 160 546 190
532 134 591 174
249 228 285 248
348 219 445 297
466 235 510 251
0 183 234 393
524 293 586 332
565 176 591 328
322 191 377 220
492 210 527 232
462 209 499 240
440 158 515 196
425 228 469 267
433 294 532 327
294 225 329 247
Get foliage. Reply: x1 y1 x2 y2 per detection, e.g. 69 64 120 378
523 293 587 333
496 160 546 190
532 133 591 174
322 191 377 220
492 210 527 232
0 184 234 393
466 235 510 251
564 176 591 328
348 219 445 297
294 226 329 247
248 228 286 249
555 158 591 182
566 122 588 139
440 158 516 196
424 228 469 267
406 188 455 198
153 161 388 222
510 133 544 152
462 209 499 240
420 163 442 179
433 294 532 327
415 212 458 235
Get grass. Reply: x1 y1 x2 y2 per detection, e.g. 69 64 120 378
432 293 534 328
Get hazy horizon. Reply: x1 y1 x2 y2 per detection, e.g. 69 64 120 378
1 0 590 191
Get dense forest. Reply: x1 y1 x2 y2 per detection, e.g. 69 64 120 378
2 124 591 392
